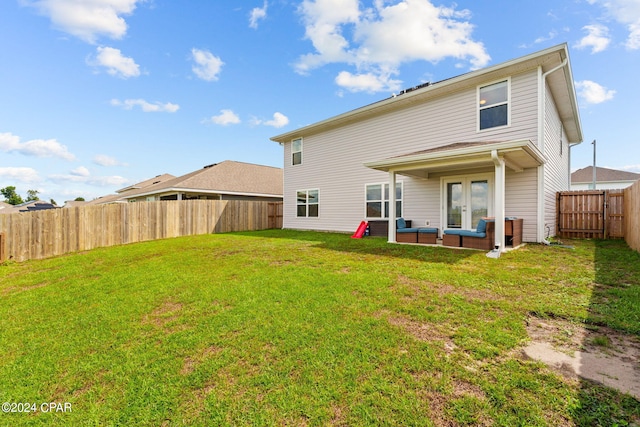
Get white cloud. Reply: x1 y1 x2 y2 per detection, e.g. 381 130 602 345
264 112 290 128
249 1 268 29
0 132 76 161
534 30 559 45
24 0 143 44
251 112 289 128
0 167 41 183
295 0 489 93
574 24 611 53
618 164 640 173
205 109 241 126
89 46 141 78
111 99 180 113
49 171 129 186
93 154 127 167
70 166 90 177
335 70 402 93
627 22 640 49
589 0 640 49
575 80 616 104
191 48 224 81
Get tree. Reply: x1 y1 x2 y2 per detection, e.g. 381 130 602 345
50 199 58 206
0 186 24 205
74 197 85 202
26 189 39 202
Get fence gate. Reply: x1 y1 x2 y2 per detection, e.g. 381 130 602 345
557 190 625 239
268 202 283 229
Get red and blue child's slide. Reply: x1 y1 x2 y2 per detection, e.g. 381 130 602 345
351 221 368 239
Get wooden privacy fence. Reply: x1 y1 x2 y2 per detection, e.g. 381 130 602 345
0 200 283 262
624 180 640 252
556 190 625 239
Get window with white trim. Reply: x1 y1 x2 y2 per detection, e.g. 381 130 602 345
365 182 402 219
296 189 318 217
292 138 302 165
478 80 509 130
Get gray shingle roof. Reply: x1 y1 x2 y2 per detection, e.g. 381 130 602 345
116 173 176 193
571 166 640 183
120 160 283 199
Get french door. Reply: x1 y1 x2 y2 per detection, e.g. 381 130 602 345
443 174 492 230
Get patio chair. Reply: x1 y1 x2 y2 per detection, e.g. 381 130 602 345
443 218 495 250
417 227 439 244
396 218 418 243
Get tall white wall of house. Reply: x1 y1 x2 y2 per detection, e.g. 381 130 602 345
505 168 539 242
542 81 571 238
283 70 542 240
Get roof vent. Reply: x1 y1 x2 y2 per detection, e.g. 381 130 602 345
394 82 431 97
203 163 217 169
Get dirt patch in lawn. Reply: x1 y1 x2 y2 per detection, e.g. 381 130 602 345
523 315 640 400
387 315 457 354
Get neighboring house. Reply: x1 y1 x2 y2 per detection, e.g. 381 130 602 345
73 173 176 206
0 201 13 213
571 166 640 190
0 200 59 214
271 43 583 252
119 161 283 202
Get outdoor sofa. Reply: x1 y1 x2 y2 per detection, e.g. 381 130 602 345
396 218 438 244
443 218 495 250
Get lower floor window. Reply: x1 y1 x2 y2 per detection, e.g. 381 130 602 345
366 182 402 218
297 189 319 217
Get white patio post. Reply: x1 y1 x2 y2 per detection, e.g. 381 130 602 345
492 150 505 252
388 170 397 243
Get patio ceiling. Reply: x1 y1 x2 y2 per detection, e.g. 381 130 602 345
364 140 546 179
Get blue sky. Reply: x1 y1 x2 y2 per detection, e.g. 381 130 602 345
1 0 638 204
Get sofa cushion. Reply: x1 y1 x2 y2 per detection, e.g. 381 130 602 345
443 229 464 236
417 228 438 234
458 230 486 238
396 218 407 229
476 218 487 233
444 229 486 238
397 227 418 233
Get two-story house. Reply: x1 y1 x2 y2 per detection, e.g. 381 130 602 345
271 44 583 253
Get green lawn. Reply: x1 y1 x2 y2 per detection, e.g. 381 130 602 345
1 230 639 426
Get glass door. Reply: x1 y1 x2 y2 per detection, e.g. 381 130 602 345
446 182 463 228
443 174 492 230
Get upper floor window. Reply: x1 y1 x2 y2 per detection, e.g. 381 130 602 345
292 138 302 165
478 80 509 130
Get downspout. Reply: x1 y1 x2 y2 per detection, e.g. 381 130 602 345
537 58 568 243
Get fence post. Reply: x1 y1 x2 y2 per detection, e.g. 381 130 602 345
0 232 5 263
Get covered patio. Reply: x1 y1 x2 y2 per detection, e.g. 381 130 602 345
364 140 546 255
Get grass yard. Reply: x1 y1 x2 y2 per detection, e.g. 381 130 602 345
1 230 639 426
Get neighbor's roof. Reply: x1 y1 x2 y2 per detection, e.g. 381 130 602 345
272 43 582 144
78 173 178 205
571 166 640 183
0 200 59 214
116 173 176 193
120 160 283 199
0 201 15 214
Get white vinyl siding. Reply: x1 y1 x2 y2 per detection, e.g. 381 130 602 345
542 82 570 237
282 70 541 240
